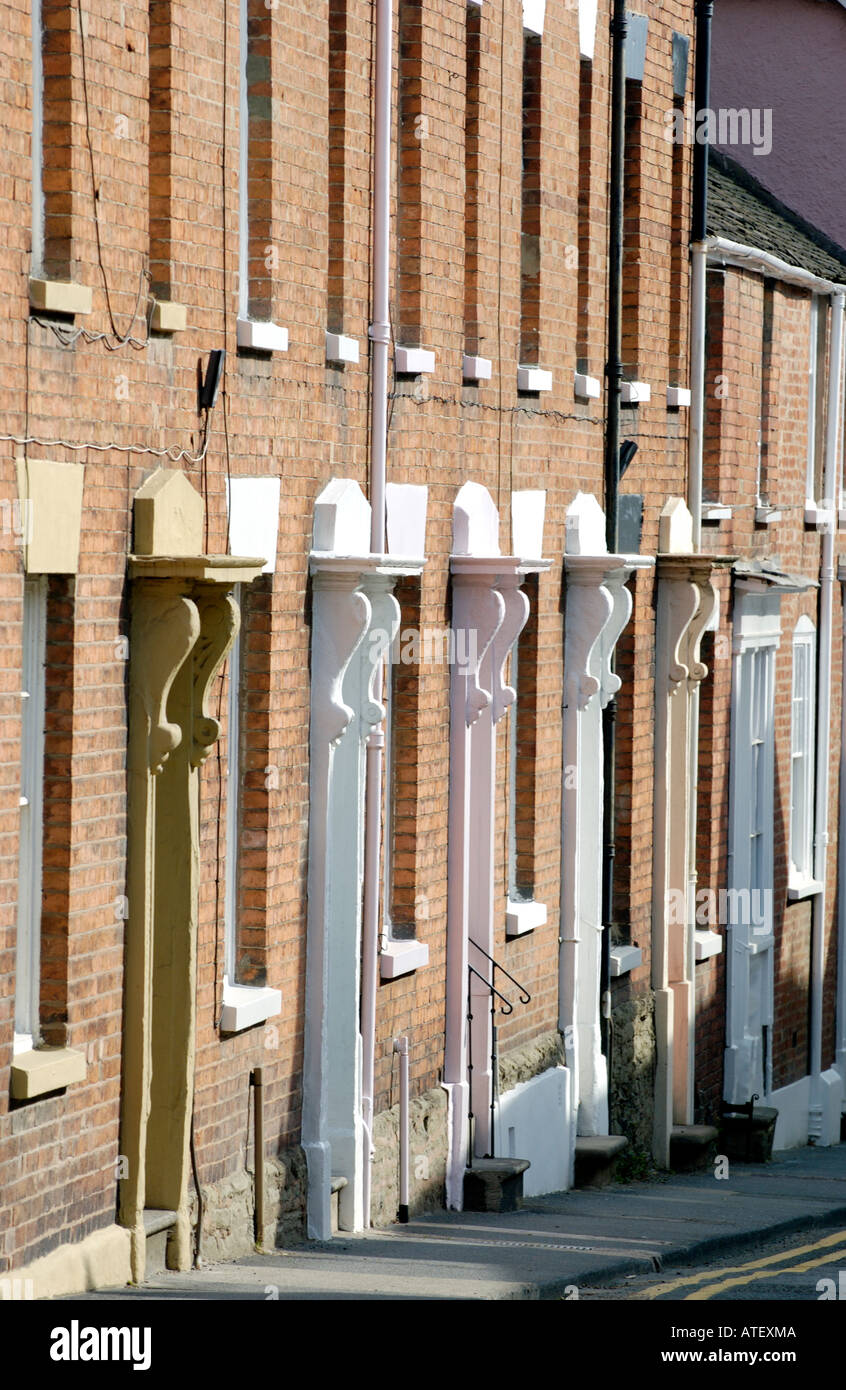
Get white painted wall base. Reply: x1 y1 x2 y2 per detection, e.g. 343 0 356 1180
495 1065 572 1197
771 1071 844 1150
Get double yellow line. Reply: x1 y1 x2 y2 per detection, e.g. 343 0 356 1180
632 1228 846 1300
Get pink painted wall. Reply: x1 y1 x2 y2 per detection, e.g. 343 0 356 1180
710 0 846 250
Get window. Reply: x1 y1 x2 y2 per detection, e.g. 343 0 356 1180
379 582 428 979
729 609 777 943
327 0 348 336
31 0 44 276
220 581 282 1031
397 0 424 350
149 1 176 300
11 574 86 1100
747 644 771 902
32 0 74 281
463 1 482 357
621 68 645 380
381 650 398 931
725 594 780 1104
519 33 542 367
15 577 47 1053
806 295 829 507
223 584 244 990
505 577 546 937
757 283 774 507
236 0 286 349
788 616 820 896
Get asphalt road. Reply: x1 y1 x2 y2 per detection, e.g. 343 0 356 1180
579 1223 846 1301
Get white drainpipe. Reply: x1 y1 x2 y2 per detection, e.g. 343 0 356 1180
686 242 707 1091
688 243 707 550
809 291 844 1141
837 564 846 1091
359 0 393 1227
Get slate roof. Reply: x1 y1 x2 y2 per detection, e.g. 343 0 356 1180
707 152 846 285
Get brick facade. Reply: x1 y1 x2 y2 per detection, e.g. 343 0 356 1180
1 0 842 1285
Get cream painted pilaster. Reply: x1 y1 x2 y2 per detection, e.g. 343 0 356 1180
651 499 719 1169
120 469 264 1282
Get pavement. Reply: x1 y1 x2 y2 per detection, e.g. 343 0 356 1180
81 1144 846 1301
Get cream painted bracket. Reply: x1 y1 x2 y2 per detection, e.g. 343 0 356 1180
119 468 265 1282
651 498 725 1168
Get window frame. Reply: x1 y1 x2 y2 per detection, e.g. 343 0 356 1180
15 575 48 1053
220 581 282 1032
806 294 829 510
787 615 822 899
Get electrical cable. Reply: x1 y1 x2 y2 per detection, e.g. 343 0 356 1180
77 0 150 348
0 411 211 464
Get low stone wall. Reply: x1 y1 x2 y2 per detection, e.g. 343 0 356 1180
191 1144 307 1262
498 1029 566 1094
609 993 656 1158
370 1085 448 1228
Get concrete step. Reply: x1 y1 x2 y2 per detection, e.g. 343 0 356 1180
670 1124 719 1173
143 1209 177 1275
574 1135 628 1188
463 1157 530 1213
719 1107 778 1163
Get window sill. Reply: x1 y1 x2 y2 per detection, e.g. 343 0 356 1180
29 277 92 316
220 983 282 1033
574 372 601 401
10 1047 87 1101
702 502 733 523
395 346 435 376
463 353 492 382
620 379 651 404
610 943 643 975
755 504 782 526
787 877 824 902
380 938 429 980
505 899 547 937
804 501 835 530
517 366 552 393
325 331 359 365
236 318 288 353
694 929 723 962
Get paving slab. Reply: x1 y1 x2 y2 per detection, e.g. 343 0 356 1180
74 1144 846 1301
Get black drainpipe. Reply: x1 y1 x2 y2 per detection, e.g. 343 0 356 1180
600 0 628 1069
692 2 713 246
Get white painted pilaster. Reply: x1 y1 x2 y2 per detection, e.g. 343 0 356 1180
445 483 549 1205
304 480 424 1239
560 494 651 1181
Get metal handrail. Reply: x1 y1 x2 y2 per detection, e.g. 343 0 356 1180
466 946 531 1167
469 938 531 1005
468 963 514 1015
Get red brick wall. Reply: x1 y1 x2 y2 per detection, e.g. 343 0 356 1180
695 267 843 1114
0 0 707 1272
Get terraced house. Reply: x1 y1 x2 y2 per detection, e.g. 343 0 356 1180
0 0 843 1298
